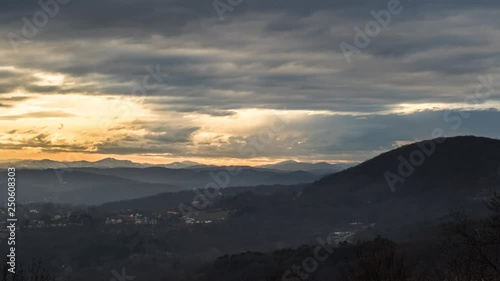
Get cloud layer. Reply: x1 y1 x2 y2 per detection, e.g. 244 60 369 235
1 0 499 163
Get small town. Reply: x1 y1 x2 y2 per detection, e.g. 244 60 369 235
0 204 231 230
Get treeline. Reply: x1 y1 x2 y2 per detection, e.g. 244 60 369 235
1 260 55 281
187 190 500 281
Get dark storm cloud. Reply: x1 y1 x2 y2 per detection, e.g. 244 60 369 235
367 35 490 59
1 0 500 161
2 0 499 110
6 0 500 28
0 0 496 43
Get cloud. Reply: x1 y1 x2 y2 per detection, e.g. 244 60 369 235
1 0 500 162
144 126 200 143
0 110 74 120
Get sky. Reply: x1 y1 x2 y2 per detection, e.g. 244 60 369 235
0 0 499 165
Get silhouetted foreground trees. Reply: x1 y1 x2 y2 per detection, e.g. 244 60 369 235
435 189 500 281
1 260 55 281
188 190 500 281
343 238 409 281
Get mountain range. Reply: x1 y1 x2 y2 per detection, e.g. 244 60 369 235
0 158 353 173
258 160 355 174
0 166 327 205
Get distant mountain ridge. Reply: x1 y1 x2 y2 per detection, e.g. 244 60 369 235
258 160 356 174
0 158 353 172
0 158 154 169
164 161 203 169
0 166 324 204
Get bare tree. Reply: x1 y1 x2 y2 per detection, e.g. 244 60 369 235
1 259 56 281
441 189 500 281
343 237 410 281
